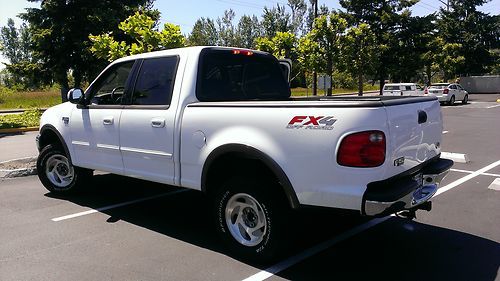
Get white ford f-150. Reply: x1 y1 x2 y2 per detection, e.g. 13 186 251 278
36 46 453 261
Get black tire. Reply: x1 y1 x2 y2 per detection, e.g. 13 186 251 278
448 95 455 106
462 94 468 104
212 175 290 263
37 144 92 193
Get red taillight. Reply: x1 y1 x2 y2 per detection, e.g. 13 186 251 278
443 88 449 95
337 131 386 167
424 88 428 95
232 49 253 56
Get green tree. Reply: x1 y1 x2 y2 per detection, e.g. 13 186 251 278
300 12 347 96
188 18 217 46
20 0 152 99
89 11 185 62
436 0 498 77
0 18 46 89
261 5 291 38
237 15 261 48
216 9 238 47
340 0 418 93
342 23 377 95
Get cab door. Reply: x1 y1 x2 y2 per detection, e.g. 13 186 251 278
119 56 180 184
70 60 136 174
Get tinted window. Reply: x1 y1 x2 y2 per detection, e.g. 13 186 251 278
405 86 412 91
450 85 457 89
131 56 178 106
197 49 290 101
89 61 135 105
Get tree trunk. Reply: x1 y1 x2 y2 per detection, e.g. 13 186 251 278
57 70 69 102
326 57 333 96
379 75 385 96
358 72 363 96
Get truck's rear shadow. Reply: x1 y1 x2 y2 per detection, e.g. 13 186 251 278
46 174 500 281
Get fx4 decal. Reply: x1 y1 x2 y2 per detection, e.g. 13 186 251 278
286 116 337 130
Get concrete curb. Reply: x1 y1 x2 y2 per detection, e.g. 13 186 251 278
0 108 47 114
0 127 39 134
0 156 38 178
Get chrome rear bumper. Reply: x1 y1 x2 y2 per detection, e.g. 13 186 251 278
363 158 453 216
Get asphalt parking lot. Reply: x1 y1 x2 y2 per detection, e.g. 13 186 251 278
1 94 499 281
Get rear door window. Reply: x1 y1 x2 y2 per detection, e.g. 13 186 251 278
130 56 179 106
196 48 290 101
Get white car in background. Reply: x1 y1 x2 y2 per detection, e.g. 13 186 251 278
427 83 468 105
382 83 425 96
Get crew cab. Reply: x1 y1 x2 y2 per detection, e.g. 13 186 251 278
36 46 453 261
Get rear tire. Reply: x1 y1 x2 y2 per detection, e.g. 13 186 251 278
37 144 92 193
462 94 468 104
212 175 290 263
448 95 455 106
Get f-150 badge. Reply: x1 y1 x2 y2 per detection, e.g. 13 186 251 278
286 116 336 130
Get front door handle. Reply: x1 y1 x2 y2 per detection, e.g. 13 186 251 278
151 118 165 128
103 117 114 125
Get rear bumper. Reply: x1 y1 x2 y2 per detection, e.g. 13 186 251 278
362 157 453 216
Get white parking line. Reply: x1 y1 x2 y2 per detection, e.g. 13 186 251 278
241 159 500 281
51 189 188 222
442 131 449 134
441 152 470 163
450 168 500 178
486 104 500 109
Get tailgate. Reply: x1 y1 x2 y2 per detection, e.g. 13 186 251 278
384 99 442 177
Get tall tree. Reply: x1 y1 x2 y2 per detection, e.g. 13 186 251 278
288 0 307 36
0 18 45 89
217 9 239 47
340 0 418 94
261 5 291 38
436 0 498 77
300 12 347 96
188 18 217 46
342 23 377 95
20 0 151 100
90 12 185 62
237 15 261 48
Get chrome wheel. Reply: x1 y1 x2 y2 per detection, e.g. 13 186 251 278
45 154 74 188
225 193 267 247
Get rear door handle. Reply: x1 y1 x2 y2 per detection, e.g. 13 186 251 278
103 117 114 125
151 118 165 128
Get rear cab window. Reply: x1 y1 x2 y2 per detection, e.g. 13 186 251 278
196 48 291 101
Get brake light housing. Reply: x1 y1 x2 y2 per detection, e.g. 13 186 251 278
232 49 254 56
337 131 386 167
443 88 449 95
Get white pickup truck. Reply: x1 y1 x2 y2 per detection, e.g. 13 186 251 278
36 46 452 261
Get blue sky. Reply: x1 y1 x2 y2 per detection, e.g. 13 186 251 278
1 0 499 66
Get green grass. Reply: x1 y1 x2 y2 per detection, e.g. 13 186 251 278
0 88 61 110
291 85 380 97
0 109 43 129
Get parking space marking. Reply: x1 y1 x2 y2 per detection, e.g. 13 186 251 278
242 159 500 281
450 168 500 178
443 131 449 134
486 104 500 109
51 189 188 222
441 152 470 163
487 178 500 191
241 217 391 281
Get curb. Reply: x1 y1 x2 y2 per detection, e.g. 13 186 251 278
0 127 39 134
0 108 48 114
0 156 38 178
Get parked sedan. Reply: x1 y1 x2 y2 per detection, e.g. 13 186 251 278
427 83 468 105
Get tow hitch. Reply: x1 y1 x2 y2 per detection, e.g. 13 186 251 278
396 201 432 220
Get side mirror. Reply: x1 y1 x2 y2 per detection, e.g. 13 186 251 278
67 88 84 104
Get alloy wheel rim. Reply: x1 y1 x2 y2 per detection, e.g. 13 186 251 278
225 193 267 247
45 154 74 189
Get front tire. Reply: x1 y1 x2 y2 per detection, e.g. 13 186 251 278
212 176 290 263
37 144 92 193
462 94 468 104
